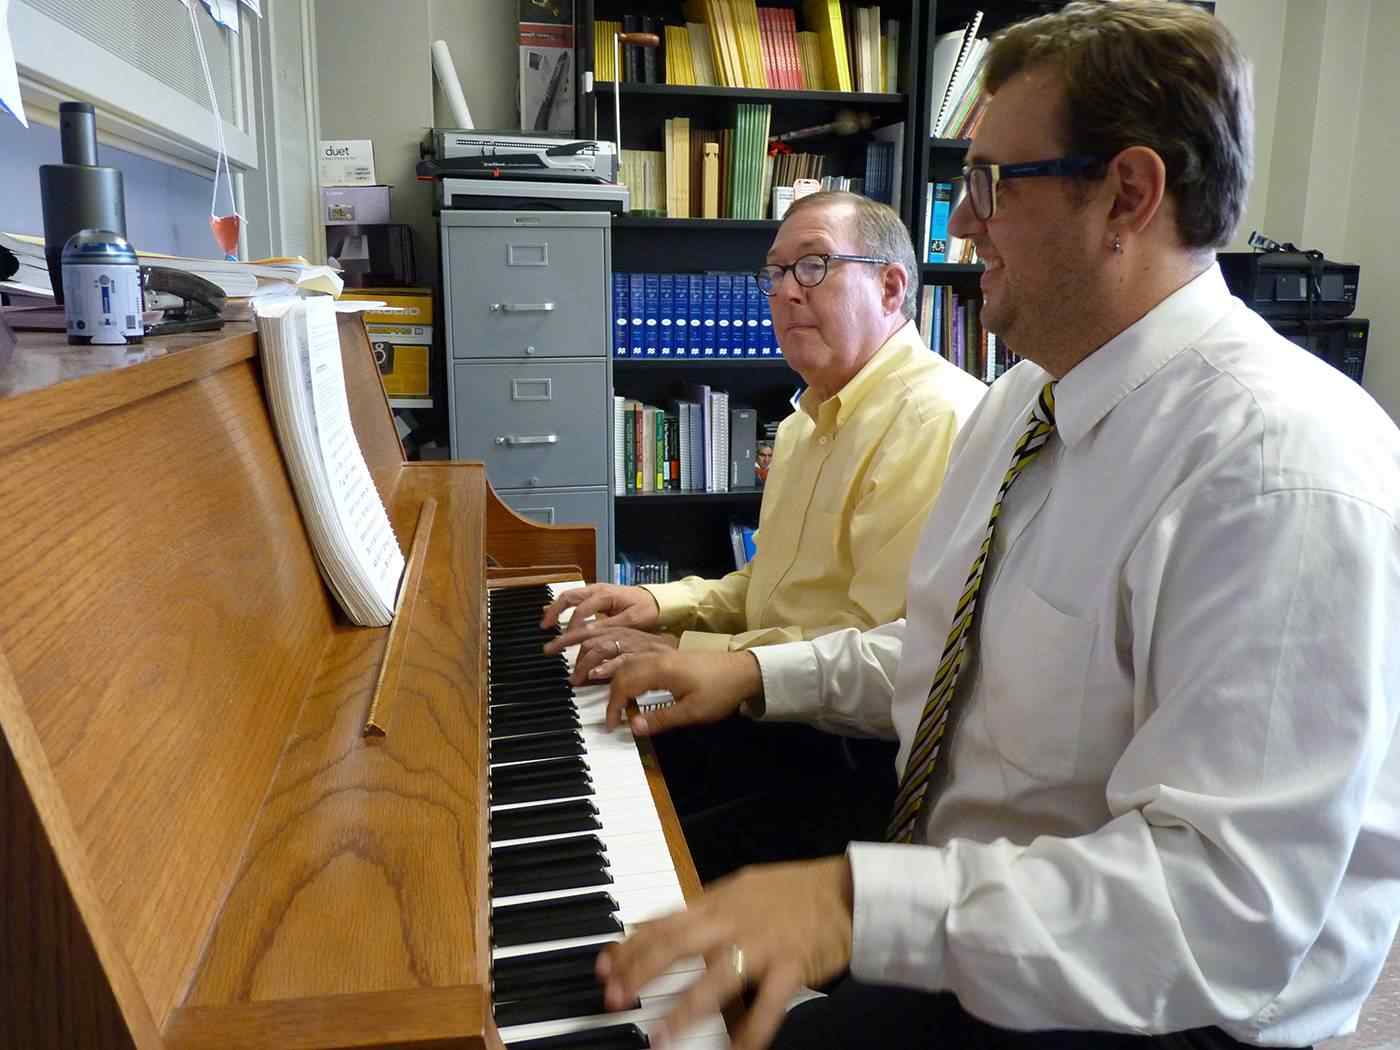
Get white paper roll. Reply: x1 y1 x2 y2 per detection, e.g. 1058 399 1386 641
431 39 473 129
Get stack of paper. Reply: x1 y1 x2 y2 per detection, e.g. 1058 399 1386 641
255 296 404 626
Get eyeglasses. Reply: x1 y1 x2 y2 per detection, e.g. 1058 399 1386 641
958 154 1110 221
754 253 890 296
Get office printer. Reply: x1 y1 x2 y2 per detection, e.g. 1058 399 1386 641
1219 234 1359 320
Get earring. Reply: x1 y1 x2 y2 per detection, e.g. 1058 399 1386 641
1112 234 1122 254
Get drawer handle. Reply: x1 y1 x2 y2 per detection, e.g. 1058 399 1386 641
492 302 556 313
495 434 559 447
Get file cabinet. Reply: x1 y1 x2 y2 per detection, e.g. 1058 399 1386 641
443 210 613 582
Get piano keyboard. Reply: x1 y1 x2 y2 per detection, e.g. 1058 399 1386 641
487 582 726 1050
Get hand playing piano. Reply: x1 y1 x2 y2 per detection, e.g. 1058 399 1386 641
568 625 679 685
596 856 855 1050
605 650 762 734
541 583 662 636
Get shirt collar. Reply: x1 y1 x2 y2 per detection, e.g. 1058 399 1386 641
1055 264 1234 449
798 319 922 429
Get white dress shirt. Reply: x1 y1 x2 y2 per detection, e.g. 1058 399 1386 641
753 265 1400 1045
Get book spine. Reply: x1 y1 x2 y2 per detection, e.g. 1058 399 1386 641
644 273 660 356
659 274 675 357
612 271 629 357
629 273 646 356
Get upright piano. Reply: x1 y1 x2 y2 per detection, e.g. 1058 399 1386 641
0 315 708 1049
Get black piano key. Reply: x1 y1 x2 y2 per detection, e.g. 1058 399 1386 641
492 859 612 897
493 845 605 878
492 912 623 948
491 665 566 686
491 683 575 704
492 756 588 782
493 889 617 924
496 969 604 1002
492 942 606 982
492 775 593 806
492 834 606 869
490 654 568 673
491 800 601 842
503 1022 650 1050
491 711 581 738
495 989 636 1028
492 732 585 764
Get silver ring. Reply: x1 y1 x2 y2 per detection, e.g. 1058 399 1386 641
727 944 746 984
613 639 623 657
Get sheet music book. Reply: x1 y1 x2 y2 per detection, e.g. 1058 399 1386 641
256 296 405 626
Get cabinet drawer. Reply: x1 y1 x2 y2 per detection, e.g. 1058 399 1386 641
497 487 612 585
445 226 606 359
453 361 608 488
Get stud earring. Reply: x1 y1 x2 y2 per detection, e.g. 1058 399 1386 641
1112 234 1122 254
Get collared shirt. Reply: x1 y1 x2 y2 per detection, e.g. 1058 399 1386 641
643 320 986 652
754 266 1400 1044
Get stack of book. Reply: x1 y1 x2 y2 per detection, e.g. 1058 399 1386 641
612 389 756 496
612 272 779 359
613 553 672 585
600 3 901 94
928 12 989 139
918 284 1016 383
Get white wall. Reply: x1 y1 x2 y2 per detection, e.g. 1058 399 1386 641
1343 0 1400 423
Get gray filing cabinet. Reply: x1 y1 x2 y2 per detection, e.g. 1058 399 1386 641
442 210 612 583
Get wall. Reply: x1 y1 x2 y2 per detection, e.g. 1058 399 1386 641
0 117 215 257
1343 0 1400 423
1213 0 1288 253
313 0 517 276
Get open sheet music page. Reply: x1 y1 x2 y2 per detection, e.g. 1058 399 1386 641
302 298 405 613
256 296 404 625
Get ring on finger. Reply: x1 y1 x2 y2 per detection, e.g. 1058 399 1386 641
727 944 747 985
614 639 623 657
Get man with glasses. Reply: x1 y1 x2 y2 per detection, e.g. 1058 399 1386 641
541 191 986 879
592 3 1400 1049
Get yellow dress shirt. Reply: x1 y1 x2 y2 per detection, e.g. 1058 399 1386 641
643 320 987 651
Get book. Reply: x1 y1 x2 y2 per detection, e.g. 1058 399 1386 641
254 297 405 626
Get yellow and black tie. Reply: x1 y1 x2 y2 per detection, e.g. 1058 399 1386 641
887 382 1058 844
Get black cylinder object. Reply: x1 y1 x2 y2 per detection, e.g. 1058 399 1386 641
39 102 127 305
59 102 99 167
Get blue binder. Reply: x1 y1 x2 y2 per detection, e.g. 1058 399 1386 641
658 274 675 357
701 275 718 356
643 273 660 356
612 272 629 358
629 273 645 357
672 273 689 358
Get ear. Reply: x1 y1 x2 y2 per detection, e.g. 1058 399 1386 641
881 262 909 316
1105 145 1167 238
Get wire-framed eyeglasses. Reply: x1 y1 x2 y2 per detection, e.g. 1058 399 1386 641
754 253 890 296
959 154 1110 221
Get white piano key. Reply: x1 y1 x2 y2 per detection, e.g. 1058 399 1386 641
496 990 727 1046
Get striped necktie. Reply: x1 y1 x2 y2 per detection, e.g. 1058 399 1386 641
887 381 1058 844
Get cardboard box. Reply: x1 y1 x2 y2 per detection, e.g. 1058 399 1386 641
322 185 392 226
342 287 435 326
371 340 432 399
519 0 574 133
319 139 376 186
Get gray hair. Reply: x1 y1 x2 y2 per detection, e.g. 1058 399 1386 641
780 190 919 320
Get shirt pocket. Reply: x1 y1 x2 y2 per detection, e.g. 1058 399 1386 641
981 585 1095 782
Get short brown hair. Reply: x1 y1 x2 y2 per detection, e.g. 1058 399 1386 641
780 191 919 320
985 0 1253 249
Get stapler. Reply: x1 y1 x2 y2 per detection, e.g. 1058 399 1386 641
141 266 226 336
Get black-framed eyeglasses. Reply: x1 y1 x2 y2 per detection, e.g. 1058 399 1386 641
754 253 890 296
958 154 1110 221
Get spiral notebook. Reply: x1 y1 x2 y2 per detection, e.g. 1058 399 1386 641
255 296 405 626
